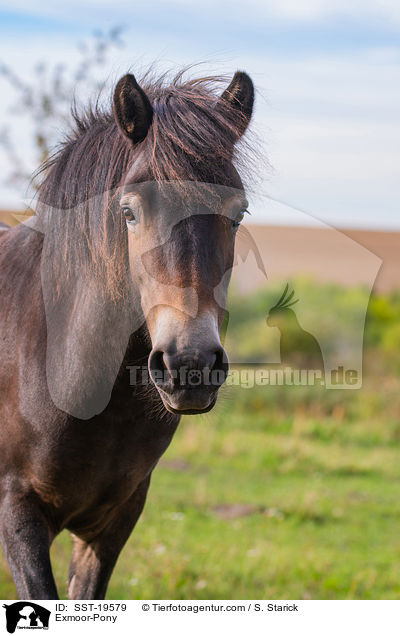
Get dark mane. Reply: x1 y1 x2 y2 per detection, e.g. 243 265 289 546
35 69 258 300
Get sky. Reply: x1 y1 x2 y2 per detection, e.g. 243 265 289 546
0 0 399 230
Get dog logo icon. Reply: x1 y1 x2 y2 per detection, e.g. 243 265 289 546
2 602 50 633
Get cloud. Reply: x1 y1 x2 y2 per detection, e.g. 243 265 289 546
1 0 400 27
0 2 398 229
251 0 400 24
245 50 400 228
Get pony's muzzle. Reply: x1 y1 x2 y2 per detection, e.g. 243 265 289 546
148 345 229 414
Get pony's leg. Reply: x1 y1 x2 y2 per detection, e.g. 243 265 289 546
67 475 151 600
0 491 58 599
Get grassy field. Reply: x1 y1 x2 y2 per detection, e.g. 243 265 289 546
1 377 400 599
0 284 399 599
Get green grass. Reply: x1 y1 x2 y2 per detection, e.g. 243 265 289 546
1 377 400 600
1 283 399 599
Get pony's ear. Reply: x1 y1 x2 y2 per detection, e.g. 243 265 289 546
217 71 254 138
113 74 153 143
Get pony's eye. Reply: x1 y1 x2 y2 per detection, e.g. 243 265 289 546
232 209 247 229
120 196 142 230
121 207 137 225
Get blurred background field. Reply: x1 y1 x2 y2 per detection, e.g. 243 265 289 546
0 3 399 604
0 279 399 600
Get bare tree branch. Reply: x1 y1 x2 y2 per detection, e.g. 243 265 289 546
0 26 124 193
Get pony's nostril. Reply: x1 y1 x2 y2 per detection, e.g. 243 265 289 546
210 347 229 385
212 348 222 370
149 346 229 391
149 350 165 371
149 350 168 386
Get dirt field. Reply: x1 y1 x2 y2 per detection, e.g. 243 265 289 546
1 211 398 292
235 224 399 293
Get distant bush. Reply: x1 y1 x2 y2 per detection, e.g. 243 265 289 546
220 280 400 422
